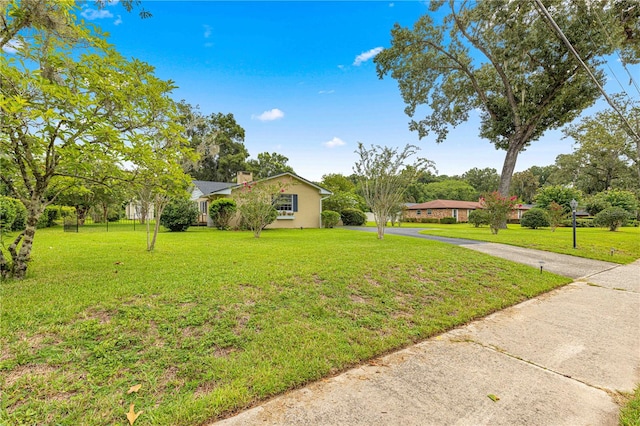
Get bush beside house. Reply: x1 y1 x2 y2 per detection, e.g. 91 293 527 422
341 208 367 226
160 198 199 232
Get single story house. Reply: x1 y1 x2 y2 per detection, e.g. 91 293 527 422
405 200 481 222
191 172 332 229
404 200 533 223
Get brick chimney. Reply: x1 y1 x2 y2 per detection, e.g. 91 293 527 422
236 171 253 184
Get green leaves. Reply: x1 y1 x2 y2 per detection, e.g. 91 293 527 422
375 0 636 195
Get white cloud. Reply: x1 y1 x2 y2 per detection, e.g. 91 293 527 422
323 137 346 148
114 15 123 25
252 108 285 122
81 8 113 20
337 64 345 70
2 39 23 54
389 2 395 7
203 25 212 38
318 90 335 95
353 47 383 66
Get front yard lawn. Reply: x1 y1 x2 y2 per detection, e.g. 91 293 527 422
1 227 569 425
413 223 640 264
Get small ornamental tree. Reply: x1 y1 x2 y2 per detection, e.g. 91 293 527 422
354 143 434 239
468 209 489 228
235 181 287 238
594 207 630 231
480 192 517 234
321 210 340 228
547 202 566 232
208 198 237 230
521 208 550 230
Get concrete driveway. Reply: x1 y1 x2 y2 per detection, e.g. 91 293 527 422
212 227 640 425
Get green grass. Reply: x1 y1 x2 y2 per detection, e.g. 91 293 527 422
621 385 640 426
1 226 570 425
407 223 640 264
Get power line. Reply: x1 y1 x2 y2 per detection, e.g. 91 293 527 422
592 7 640 97
533 0 640 145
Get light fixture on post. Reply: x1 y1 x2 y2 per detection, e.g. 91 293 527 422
570 199 578 249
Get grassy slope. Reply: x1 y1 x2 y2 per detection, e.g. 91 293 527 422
411 223 640 264
1 227 569 425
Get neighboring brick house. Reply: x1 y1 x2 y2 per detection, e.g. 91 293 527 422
404 200 533 223
510 204 533 220
405 200 481 222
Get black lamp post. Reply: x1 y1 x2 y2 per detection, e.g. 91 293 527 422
570 199 578 249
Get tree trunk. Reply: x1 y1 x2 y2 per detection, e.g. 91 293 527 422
373 210 385 239
13 201 45 279
498 145 521 197
76 205 89 226
496 143 523 230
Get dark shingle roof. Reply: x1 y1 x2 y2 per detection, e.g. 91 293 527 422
192 180 234 196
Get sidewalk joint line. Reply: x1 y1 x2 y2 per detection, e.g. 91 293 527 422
463 338 613 395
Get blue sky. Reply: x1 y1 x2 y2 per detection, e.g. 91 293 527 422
78 1 640 182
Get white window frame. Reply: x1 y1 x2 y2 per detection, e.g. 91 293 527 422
276 194 294 213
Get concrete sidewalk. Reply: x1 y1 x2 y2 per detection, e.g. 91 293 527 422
213 230 640 425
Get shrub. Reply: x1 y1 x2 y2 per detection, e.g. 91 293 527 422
160 198 199 232
521 208 550 229
439 216 457 224
561 218 596 228
0 196 17 230
209 198 237 230
37 205 60 228
341 208 366 226
420 218 439 224
321 210 340 228
594 207 630 231
10 198 27 231
468 210 489 227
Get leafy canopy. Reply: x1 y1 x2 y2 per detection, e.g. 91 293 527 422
375 0 639 195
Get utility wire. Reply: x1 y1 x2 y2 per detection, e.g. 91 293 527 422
533 0 640 144
592 7 640 97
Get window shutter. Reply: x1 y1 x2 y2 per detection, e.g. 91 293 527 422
293 194 298 212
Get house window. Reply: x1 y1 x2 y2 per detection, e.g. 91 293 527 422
427 209 432 215
275 194 298 212
200 201 208 214
452 209 458 220
416 210 421 216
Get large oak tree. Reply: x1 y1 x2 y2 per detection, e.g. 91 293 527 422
375 0 639 196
